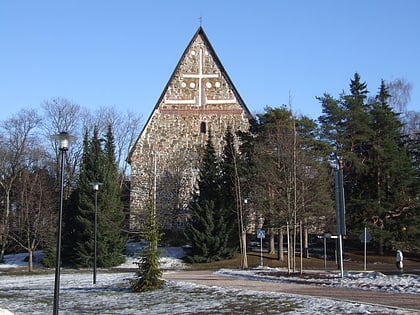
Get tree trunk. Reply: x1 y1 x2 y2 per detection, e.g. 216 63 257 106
287 222 291 274
241 231 248 269
300 221 303 274
278 229 284 261
304 223 309 258
378 234 384 256
0 190 11 262
28 249 33 272
293 223 297 273
269 229 275 255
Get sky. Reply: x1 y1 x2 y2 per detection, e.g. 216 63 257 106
1 1 419 123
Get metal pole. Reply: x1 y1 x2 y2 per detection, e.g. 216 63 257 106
324 237 327 271
339 234 344 278
260 237 263 267
364 227 367 271
93 189 98 284
53 149 65 315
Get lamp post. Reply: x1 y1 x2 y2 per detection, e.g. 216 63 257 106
51 131 76 315
90 181 102 284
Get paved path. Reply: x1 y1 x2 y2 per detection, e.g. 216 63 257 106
163 270 420 312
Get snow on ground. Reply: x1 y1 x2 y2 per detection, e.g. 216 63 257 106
217 267 420 294
119 241 187 270
1 245 419 314
0 251 44 270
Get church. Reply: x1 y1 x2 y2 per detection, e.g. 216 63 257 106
128 27 253 231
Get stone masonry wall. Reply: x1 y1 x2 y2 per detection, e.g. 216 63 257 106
129 29 251 231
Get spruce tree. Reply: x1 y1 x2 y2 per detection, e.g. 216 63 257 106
219 126 239 249
97 125 126 267
61 131 94 266
62 126 126 267
184 131 233 262
70 127 103 267
130 201 163 292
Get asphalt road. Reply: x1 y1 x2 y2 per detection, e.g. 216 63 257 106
163 270 420 312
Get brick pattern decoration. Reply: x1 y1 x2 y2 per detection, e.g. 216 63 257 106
128 27 252 231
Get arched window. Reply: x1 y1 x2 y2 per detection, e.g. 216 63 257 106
200 122 207 134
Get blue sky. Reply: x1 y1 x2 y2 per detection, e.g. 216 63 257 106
1 1 419 122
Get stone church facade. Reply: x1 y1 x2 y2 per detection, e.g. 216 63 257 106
128 27 253 231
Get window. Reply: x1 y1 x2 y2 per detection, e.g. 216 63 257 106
200 122 206 134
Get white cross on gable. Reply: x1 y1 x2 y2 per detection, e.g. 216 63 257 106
182 48 218 107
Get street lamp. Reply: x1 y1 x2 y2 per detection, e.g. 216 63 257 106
50 131 76 315
90 181 102 284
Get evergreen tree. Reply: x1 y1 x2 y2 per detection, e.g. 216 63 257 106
318 74 420 254
254 106 334 265
219 126 239 249
130 201 163 292
97 125 126 267
184 131 234 262
61 131 91 265
62 126 125 267
342 73 374 199
196 130 220 202
366 81 418 253
63 128 102 267
319 74 374 232
295 115 335 226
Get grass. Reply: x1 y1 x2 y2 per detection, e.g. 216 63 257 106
189 248 420 273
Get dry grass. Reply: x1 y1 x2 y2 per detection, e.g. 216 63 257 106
190 249 420 273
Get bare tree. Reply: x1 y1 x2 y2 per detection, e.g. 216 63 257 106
42 101 143 210
387 78 412 115
41 97 82 137
10 163 55 271
405 111 420 136
253 110 296 271
387 78 415 136
41 97 83 196
253 107 333 273
88 106 143 185
0 109 42 261
232 146 248 269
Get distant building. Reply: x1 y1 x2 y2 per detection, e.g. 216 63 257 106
128 27 253 231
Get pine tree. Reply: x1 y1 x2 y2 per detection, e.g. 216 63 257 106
255 106 334 268
342 73 374 199
319 74 374 233
318 75 420 254
366 81 418 253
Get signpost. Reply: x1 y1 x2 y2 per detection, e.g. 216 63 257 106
359 227 372 271
335 167 346 278
318 233 338 271
257 229 265 266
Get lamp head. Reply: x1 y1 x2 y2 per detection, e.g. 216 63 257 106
90 181 103 191
51 131 77 151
